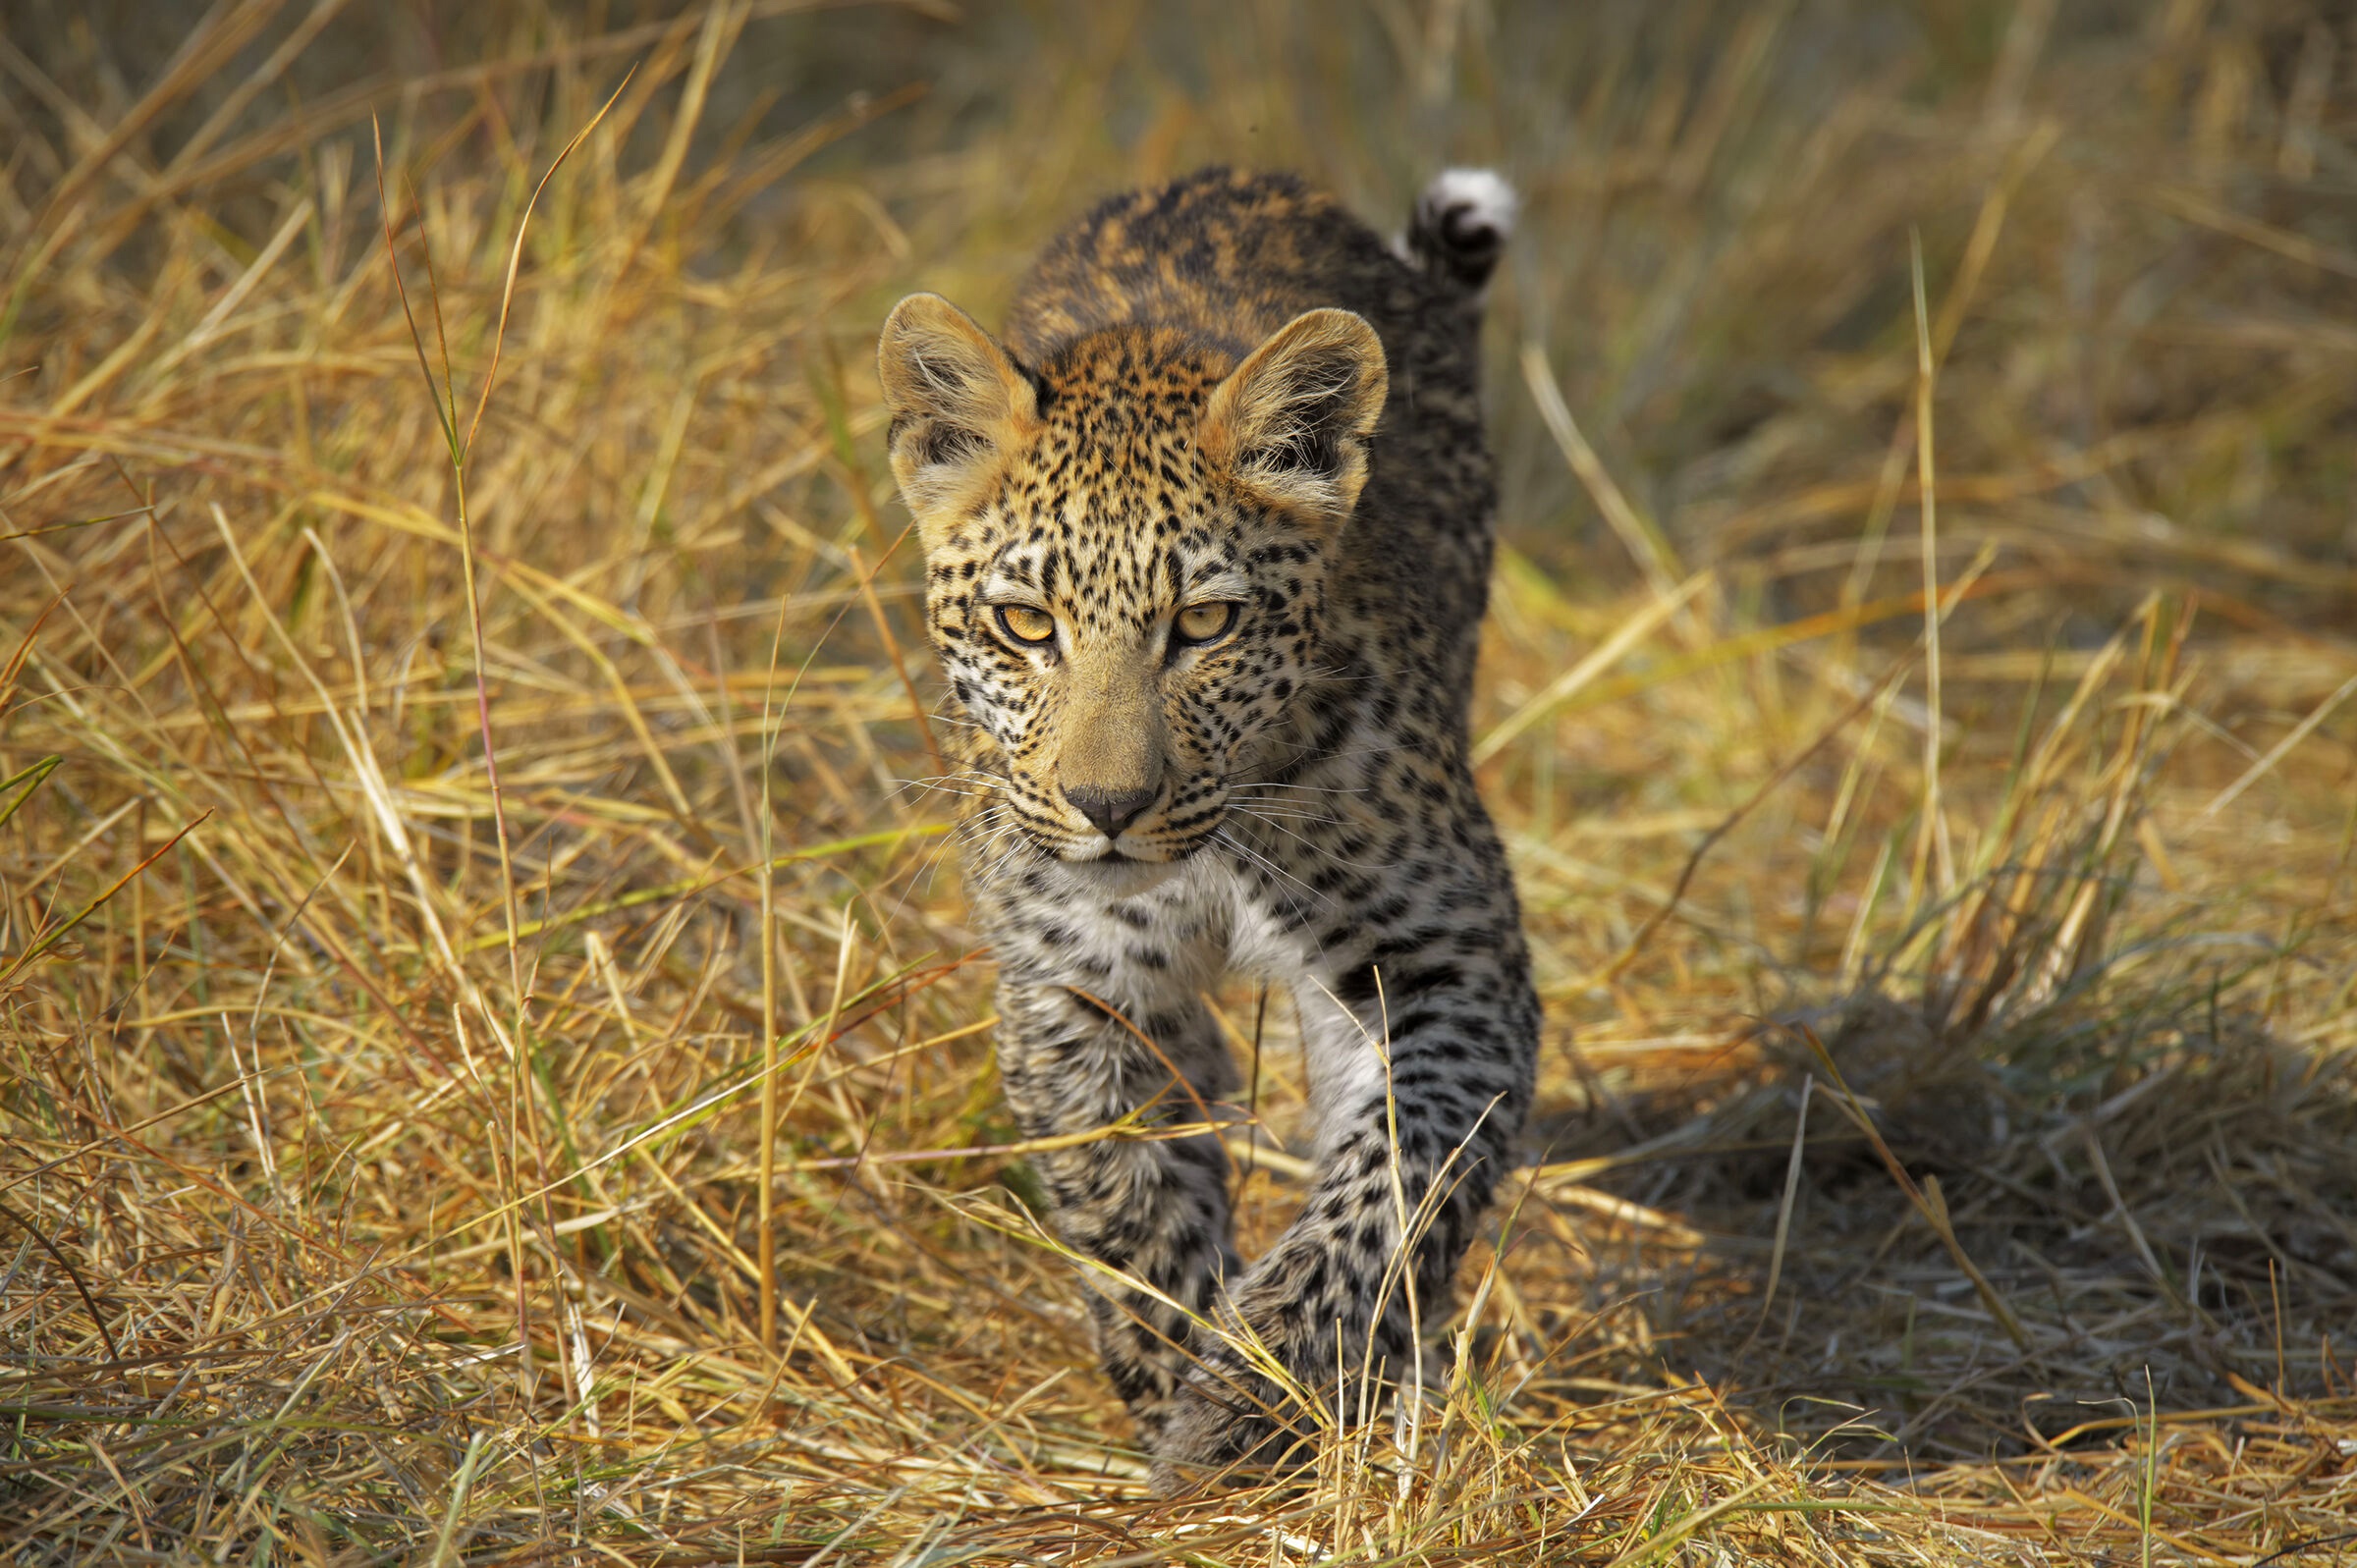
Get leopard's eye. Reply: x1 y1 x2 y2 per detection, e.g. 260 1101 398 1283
996 605 1058 646
1174 602 1239 645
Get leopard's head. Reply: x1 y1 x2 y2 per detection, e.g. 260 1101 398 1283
877 295 1387 865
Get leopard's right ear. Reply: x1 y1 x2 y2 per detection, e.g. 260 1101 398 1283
877 294 1039 531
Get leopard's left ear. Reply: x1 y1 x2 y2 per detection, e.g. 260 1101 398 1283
877 293 1040 533
1198 308 1389 527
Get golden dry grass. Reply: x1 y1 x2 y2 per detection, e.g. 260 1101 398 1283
3 1 2355 1562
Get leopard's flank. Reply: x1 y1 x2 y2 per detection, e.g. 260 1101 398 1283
877 166 1537 1490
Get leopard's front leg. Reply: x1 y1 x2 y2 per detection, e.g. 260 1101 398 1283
1149 897 1538 1488
993 969 1241 1448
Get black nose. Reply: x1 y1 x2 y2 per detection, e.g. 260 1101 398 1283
1063 783 1156 838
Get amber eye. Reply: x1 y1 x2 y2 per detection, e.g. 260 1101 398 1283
1174 602 1239 645
995 604 1057 646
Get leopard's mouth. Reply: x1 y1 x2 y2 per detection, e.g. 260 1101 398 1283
995 776 1231 867
1044 821 1220 870
1062 834 1183 866
1083 809 1234 867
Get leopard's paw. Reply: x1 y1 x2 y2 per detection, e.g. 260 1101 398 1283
1147 1374 1315 1495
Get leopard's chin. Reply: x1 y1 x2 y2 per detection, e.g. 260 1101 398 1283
1047 851 1188 896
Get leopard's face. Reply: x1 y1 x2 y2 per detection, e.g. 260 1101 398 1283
879 302 1387 865
925 385 1330 864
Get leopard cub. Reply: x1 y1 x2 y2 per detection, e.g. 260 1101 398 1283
877 166 1537 1489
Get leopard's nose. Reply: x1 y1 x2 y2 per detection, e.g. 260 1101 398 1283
1063 783 1155 838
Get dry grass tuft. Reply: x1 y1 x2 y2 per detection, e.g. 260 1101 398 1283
3 2 2353 1562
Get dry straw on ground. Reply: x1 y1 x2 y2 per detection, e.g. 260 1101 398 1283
3 1 2354 1562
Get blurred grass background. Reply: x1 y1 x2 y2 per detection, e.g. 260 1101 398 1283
2 0 2354 1561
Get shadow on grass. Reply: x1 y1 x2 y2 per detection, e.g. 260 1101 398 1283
1517 982 2357 1466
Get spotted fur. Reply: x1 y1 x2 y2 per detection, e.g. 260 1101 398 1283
876 167 1538 1490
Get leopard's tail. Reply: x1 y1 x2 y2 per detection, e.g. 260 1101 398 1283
1404 168 1516 294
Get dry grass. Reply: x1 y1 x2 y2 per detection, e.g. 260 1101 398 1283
3 1 2355 1562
